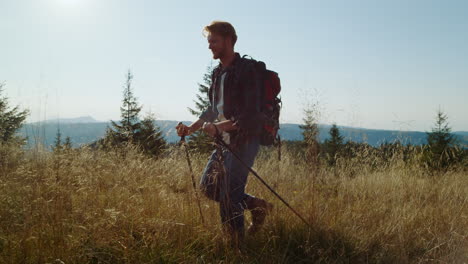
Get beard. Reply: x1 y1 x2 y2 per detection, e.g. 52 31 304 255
212 48 225 60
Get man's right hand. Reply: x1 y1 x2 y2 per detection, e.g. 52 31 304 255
176 122 191 137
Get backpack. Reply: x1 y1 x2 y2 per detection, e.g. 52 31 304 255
240 55 282 146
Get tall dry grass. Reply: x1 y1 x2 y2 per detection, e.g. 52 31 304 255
0 143 466 263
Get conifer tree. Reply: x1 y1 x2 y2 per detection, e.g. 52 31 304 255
299 105 320 168
106 70 142 145
323 124 344 166
53 128 63 153
427 110 454 151
187 65 215 154
53 128 72 153
138 112 166 157
424 109 457 169
104 70 166 158
187 66 212 117
0 83 28 144
63 136 72 151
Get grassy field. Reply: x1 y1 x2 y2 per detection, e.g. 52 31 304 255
0 143 467 263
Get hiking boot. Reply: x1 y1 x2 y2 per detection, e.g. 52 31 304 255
244 197 273 235
222 224 245 250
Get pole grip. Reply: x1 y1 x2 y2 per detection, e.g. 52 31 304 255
178 122 186 143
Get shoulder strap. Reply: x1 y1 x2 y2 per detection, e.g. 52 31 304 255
241 55 267 72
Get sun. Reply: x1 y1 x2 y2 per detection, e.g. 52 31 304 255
51 0 92 17
56 0 82 7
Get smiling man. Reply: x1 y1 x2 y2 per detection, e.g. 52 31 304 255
176 21 273 246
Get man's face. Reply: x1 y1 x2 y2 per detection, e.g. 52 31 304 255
208 33 229 60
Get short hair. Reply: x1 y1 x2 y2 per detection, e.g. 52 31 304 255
203 21 237 46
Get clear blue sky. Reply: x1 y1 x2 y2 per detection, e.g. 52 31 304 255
1 0 467 131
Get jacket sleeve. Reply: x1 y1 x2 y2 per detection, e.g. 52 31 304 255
232 63 263 134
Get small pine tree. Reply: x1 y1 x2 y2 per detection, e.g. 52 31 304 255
102 70 166 158
53 128 63 153
187 66 212 117
63 136 72 151
53 128 72 153
424 109 457 170
0 83 29 144
427 110 455 152
106 70 142 145
187 65 215 154
138 112 166 157
299 105 320 168
323 124 344 166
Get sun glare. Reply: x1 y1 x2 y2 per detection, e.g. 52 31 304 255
50 0 93 19
61 0 79 3
56 0 82 7
52 0 92 14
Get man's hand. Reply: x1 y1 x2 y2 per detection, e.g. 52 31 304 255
176 122 192 137
176 119 205 137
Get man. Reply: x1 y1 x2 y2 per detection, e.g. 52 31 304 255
176 21 272 244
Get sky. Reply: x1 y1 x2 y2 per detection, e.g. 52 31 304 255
1 0 467 132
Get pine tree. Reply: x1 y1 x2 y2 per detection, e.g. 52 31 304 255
299 105 320 168
63 136 72 151
187 65 215 154
424 109 457 169
138 112 166 157
103 70 166 158
323 124 344 166
0 83 28 144
106 70 142 145
187 65 212 117
427 110 454 151
53 128 72 153
53 128 63 153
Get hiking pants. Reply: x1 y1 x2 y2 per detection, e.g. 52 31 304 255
200 136 260 234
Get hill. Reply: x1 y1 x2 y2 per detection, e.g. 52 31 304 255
19 119 185 148
19 118 468 148
41 116 100 124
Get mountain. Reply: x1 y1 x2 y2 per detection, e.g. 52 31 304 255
20 120 189 148
38 116 101 124
280 123 430 145
454 131 468 144
18 119 468 149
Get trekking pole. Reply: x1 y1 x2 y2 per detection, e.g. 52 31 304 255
214 135 311 228
178 123 205 225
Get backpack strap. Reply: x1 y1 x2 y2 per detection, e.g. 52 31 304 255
231 55 254 88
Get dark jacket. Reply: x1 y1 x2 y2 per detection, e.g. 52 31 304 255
199 53 263 146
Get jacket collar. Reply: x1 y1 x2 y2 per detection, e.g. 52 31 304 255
217 52 241 74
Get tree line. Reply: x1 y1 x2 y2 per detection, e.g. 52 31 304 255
298 105 467 172
1 69 467 171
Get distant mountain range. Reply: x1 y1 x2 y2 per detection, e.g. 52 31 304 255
40 116 101 124
19 117 468 149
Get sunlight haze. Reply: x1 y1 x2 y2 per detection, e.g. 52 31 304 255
1 0 467 131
